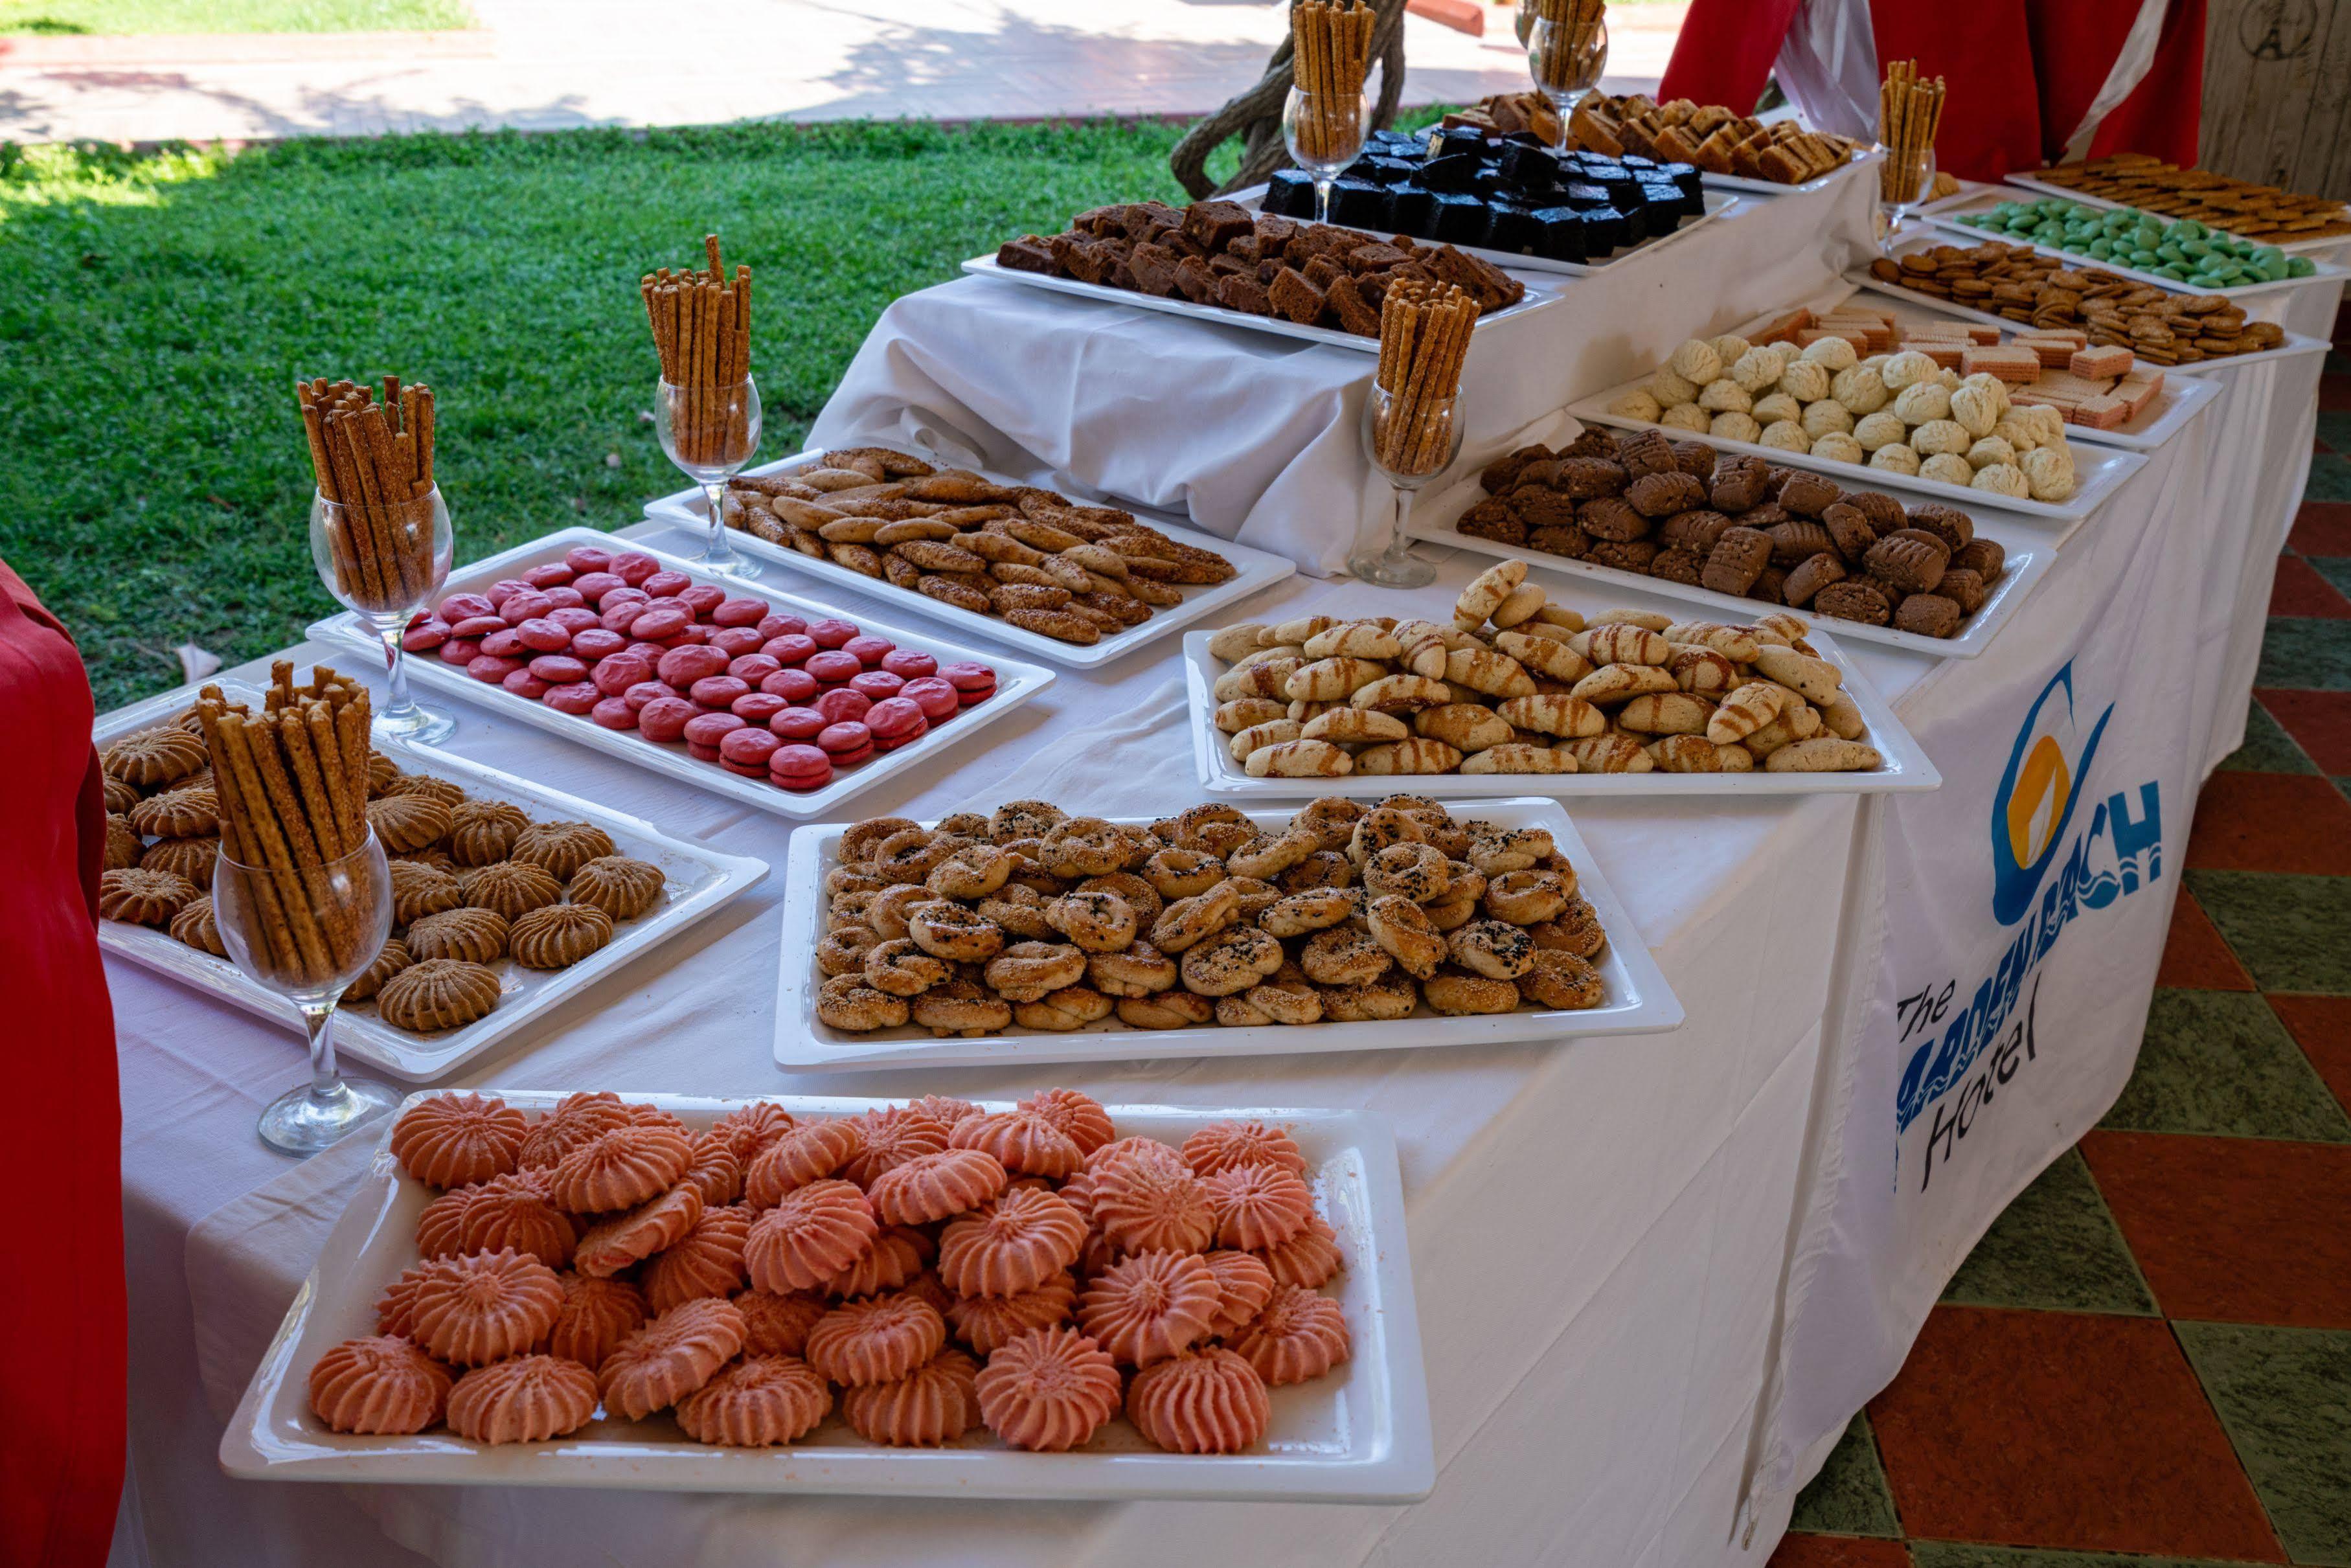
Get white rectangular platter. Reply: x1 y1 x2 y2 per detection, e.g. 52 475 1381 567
961 252 1556 354
220 1089 1436 1503
776 798 1681 1071
643 451 1297 669
1565 373 2141 528
1999 172 2351 256
1404 473 2055 661
1846 255 2334 378
1185 628 1936 797
93 681 768 1080
1919 193 2348 299
1229 181 1739 280
1762 277 2226 451
309 527 1054 821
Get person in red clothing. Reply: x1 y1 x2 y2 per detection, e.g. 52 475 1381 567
0 553 127 1567
1657 0 2205 183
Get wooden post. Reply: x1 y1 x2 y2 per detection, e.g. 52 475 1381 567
2200 0 2351 200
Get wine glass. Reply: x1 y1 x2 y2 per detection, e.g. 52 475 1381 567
1282 87 1369 225
657 375 763 579
1350 384 1461 588
1528 13 1608 124
214 831 400 1156
311 486 455 745
1880 148 1938 251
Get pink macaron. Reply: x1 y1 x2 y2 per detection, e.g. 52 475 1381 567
571 628 628 661
657 644 731 687
899 676 960 722
478 628 528 660
624 679 682 711
523 562 574 589
731 692 788 723
768 743 832 791
677 583 727 618
848 670 904 702
683 711 746 762
591 654 653 696
689 675 751 710
812 687 871 725
451 614 507 639
564 545 613 575
756 613 808 642
804 650 863 686
710 626 766 659
762 633 818 666
808 618 860 649
542 680 600 714
719 727 782 777
712 597 768 628
841 635 894 667
610 551 661 585
571 571 625 606
761 667 821 703
438 592 495 622
880 648 937 679
636 695 697 742
401 619 450 653
864 697 928 751
591 697 639 730
769 707 827 742
468 653 526 684
528 654 589 685
501 669 552 701
437 637 483 666
816 721 874 767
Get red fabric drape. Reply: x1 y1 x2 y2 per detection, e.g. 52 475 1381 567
1657 0 2205 180
0 554 126 1568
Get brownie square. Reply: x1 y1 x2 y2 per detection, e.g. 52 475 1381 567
1324 273 1381 335
997 236 1058 275
1181 199 1256 253
1216 273 1276 315
1267 266 1328 325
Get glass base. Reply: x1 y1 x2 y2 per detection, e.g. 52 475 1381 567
374 701 457 745
259 1075 402 1156
1348 547 1437 589
699 549 764 580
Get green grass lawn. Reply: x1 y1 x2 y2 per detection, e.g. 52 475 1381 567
0 122 1206 709
0 0 470 35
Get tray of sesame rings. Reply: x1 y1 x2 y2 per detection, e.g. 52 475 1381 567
92 679 768 1080
220 1088 1435 1503
1184 574 1937 796
779 793 1681 1071
307 527 1055 821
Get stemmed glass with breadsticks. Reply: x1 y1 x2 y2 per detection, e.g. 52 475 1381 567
198 666 400 1155
1525 0 1608 128
300 376 456 744
1352 281 1479 588
646 234 763 578
1878 60 1946 247
1284 0 1374 225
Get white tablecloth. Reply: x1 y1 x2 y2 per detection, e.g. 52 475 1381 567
118 167 2335 1568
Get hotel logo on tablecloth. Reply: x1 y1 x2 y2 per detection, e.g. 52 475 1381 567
1893 663 2163 1181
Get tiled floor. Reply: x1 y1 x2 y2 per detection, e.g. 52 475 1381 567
1770 323 2351 1567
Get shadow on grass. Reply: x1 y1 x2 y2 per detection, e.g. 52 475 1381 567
0 120 1194 706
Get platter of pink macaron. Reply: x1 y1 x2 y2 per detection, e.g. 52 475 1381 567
308 527 1055 821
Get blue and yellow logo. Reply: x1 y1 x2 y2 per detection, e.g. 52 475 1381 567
1990 665 2112 927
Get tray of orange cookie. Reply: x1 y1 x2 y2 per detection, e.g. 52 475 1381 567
220 1088 1433 1502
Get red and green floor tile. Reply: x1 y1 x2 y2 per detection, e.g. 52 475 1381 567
1771 317 2351 1568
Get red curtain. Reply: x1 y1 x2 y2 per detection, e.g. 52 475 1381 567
1658 0 2206 179
0 554 126 1568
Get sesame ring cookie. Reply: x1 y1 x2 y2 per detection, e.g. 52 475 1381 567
841 816 920 865
1179 925 1284 997
1117 991 1217 1028
1149 882 1240 953
1346 807 1426 865
1468 826 1554 875
982 941 1087 1003
1299 926 1391 988
1447 918 1536 981
864 883 935 940
1423 968 1522 1016
1363 842 1452 902
1485 869 1569 925
905 902 1005 962
874 828 959 881
1156 803 1256 856
825 864 887 900
1074 870 1161 924
817 923 881 976
862 937 949 997
1037 817 1129 879
817 975 909 1032
1365 895 1446 980
1519 948 1606 1009
1014 986 1115 1031
1276 849 1354 892
1045 889 1137 953
1087 941 1177 996
910 979 1013 1037
925 843 1016 900
1289 797 1367 850
1226 967 1323 1027
1317 971 1418 1021
977 883 1054 939
1530 894 1609 960
1142 846 1225 900
988 799 1066 843
1225 828 1318 881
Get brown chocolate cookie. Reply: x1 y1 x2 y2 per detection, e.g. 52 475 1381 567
1813 580 1892 626
1657 508 1736 554
1936 567 1988 614
1560 428 1619 461
1821 502 1878 562
1670 440 1718 481
1894 594 1963 638
1777 471 1843 519
1707 455 1771 513
1579 495 1652 542
1863 532 1949 593
1782 552 1848 607
1479 444 1553 494
1699 527 1773 595
1747 566 1788 604
1614 429 1678 480
1528 523 1591 557
1849 491 1909 538
1767 519 1836 565
1905 502 1975 552
1626 470 1707 518
1588 538 1661 571
1953 538 2006 580
1512 486 1582 530
1553 457 1630 499
1649 547 1705 585
1458 497 1526 546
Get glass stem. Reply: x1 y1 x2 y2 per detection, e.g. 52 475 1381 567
1315 177 1334 227
379 622 417 722
1387 485 1416 563
301 1002 345 1104
703 480 736 567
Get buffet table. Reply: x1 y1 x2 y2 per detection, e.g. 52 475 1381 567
109 162 2335 1567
